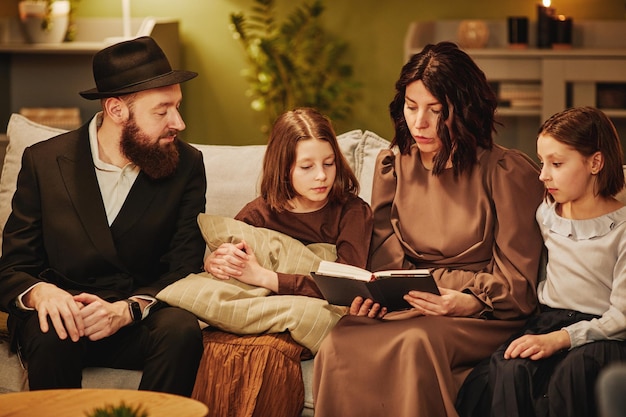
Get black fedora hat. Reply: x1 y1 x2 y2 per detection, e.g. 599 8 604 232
79 36 197 100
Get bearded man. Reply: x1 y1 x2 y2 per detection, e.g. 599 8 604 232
0 36 207 396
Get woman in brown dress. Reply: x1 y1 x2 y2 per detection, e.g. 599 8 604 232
312 41 545 417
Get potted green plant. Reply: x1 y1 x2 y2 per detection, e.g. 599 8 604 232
230 0 360 132
86 402 148 417
18 0 72 43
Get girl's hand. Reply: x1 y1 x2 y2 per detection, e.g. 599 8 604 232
204 241 248 279
349 296 387 319
403 287 481 317
504 330 571 360
227 242 279 292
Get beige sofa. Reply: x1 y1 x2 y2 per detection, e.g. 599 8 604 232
0 113 391 416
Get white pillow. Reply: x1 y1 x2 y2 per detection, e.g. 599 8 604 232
193 143 266 218
336 129 363 177
0 114 67 253
357 130 391 205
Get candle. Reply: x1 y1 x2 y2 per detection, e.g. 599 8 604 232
122 0 131 38
507 16 529 49
537 0 555 48
551 15 573 49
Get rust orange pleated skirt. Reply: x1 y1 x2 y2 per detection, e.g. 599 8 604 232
192 328 310 417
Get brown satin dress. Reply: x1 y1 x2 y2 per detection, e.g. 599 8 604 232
313 145 545 417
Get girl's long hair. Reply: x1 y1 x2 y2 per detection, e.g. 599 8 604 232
261 107 359 211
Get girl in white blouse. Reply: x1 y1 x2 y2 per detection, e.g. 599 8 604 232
459 106 626 417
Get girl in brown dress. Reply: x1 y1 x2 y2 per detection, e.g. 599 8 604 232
192 107 373 417
313 42 545 417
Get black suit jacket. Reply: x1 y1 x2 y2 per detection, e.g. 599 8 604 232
0 121 207 321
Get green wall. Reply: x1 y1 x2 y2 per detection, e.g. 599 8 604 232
2 1 624 144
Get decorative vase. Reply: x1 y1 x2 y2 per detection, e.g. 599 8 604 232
18 0 71 44
457 20 490 49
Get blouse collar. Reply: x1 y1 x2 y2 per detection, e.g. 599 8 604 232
540 201 626 239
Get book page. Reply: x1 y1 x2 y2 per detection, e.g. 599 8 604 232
315 261 372 281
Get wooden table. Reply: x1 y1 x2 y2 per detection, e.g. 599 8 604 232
0 388 208 417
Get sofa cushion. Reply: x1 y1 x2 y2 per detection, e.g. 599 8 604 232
301 358 315 413
0 114 66 252
356 130 392 204
336 129 364 176
194 143 266 218
195 213 337 273
0 340 142 393
156 214 344 353
0 340 27 392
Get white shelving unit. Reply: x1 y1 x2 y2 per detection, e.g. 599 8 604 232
404 20 626 159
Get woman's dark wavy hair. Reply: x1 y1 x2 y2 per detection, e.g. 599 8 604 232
389 41 498 176
539 106 625 201
260 107 359 212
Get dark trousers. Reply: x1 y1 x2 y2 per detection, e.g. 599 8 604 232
17 305 203 397
457 307 626 417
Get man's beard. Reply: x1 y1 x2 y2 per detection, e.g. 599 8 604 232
120 117 180 180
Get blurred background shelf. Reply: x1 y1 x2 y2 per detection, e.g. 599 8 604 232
0 17 180 133
405 19 626 159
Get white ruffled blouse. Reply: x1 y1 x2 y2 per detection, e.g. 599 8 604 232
537 200 626 348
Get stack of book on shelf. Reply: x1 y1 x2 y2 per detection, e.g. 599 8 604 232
496 82 542 110
19 107 81 130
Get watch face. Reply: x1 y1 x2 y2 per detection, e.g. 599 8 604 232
128 300 141 321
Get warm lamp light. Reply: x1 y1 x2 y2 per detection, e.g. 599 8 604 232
537 0 555 48
552 14 573 49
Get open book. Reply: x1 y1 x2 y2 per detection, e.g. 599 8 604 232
311 261 440 312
